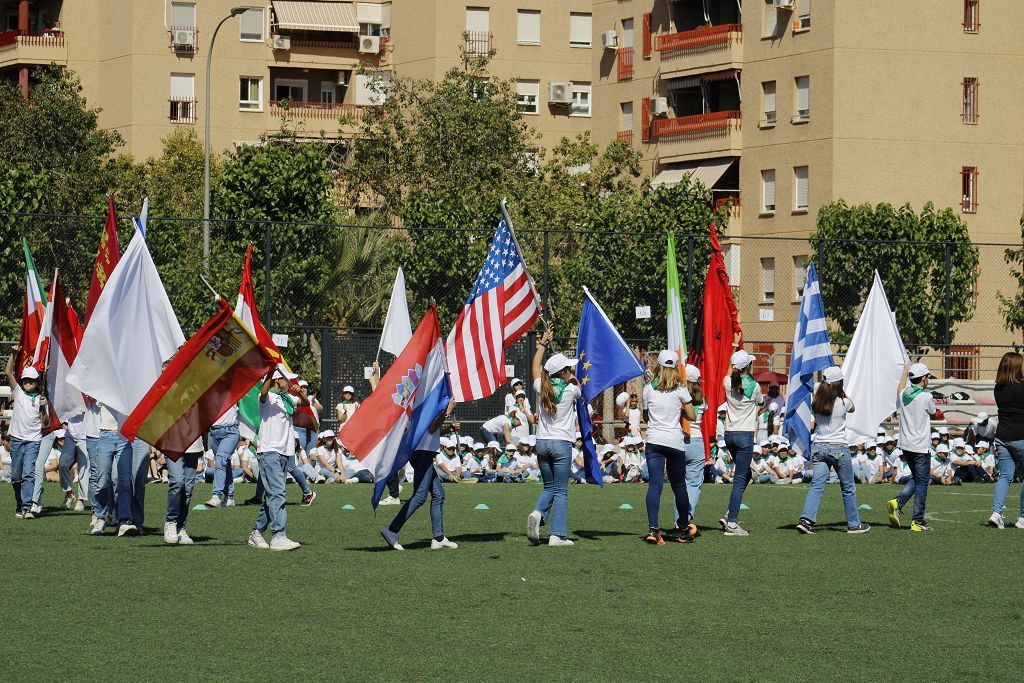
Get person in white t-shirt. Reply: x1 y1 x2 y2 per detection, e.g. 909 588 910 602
504 378 529 414
889 363 938 531
496 443 528 483
335 385 360 426
481 411 518 446
461 440 492 482
204 402 240 509
627 394 642 437
977 441 996 481
640 351 696 545
619 436 646 483
797 366 869 534
721 350 765 536
311 430 344 483
682 364 709 519
931 445 955 486
5 351 50 519
248 367 309 551
569 434 586 483
526 330 580 547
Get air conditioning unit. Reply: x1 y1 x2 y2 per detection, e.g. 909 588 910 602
650 97 669 116
172 29 195 50
359 35 381 54
271 35 291 50
337 70 350 86
600 30 617 50
773 0 795 10
548 81 572 105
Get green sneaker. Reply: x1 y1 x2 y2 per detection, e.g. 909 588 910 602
887 499 901 528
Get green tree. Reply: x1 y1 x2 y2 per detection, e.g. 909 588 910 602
811 201 980 351
997 214 1024 338
0 165 46 326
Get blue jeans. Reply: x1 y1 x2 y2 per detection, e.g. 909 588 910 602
389 450 445 538
286 460 311 495
166 454 199 528
992 439 1024 516
896 452 932 523
9 437 41 513
645 443 689 529
800 443 862 528
88 432 121 520
59 434 91 502
209 424 240 500
31 431 56 505
479 428 499 445
684 437 705 518
725 431 755 523
533 439 571 538
116 438 151 526
254 452 288 535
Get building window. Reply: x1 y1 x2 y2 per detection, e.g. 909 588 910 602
274 78 307 103
764 0 778 37
517 10 540 45
355 72 390 105
621 17 634 48
620 101 633 138
762 81 776 125
170 2 196 30
321 82 336 104
465 7 490 54
359 22 382 37
761 169 776 214
240 8 264 41
793 256 808 299
794 166 809 212
963 0 980 33
570 82 591 117
516 80 539 114
797 0 811 30
723 243 741 286
169 73 196 123
239 76 263 110
962 77 979 124
794 76 810 121
569 12 592 47
760 258 776 303
961 166 978 213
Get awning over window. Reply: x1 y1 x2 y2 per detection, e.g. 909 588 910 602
272 1 358 32
652 157 735 189
702 69 740 83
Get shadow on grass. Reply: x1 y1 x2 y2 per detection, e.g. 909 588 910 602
347 531 511 552
572 529 637 541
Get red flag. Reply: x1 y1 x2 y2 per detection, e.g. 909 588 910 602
33 273 86 428
121 300 278 460
688 226 743 460
85 197 121 326
66 298 84 349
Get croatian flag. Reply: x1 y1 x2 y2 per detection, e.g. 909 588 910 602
341 305 452 508
783 262 834 458
446 205 541 402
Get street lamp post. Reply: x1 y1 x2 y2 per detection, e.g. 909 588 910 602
203 6 247 273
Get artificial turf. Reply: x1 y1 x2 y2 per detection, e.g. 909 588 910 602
2 479 1022 682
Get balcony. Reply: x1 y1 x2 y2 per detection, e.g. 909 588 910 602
0 29 67 69
168 97 197 124
652 110 742 162
616 130 634 145
465 31 491 56
617 46 634 80
656 24 742 79
269 101 366 134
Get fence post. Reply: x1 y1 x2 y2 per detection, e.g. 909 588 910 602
542 228 550 314
320 325 332 412
686 233 694 346
264 219 272 329
944 240 952 354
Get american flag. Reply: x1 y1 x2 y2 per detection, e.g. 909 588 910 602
446 210 541 402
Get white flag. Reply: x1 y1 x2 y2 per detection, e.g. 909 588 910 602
66 230 185 420
842 271 909 440
379 267 412 357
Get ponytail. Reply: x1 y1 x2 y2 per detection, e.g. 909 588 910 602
541 370 557 415
730 368 742 393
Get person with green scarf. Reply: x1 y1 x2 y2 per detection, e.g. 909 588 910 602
5 348 50 519
248 366 309 551
720 349 765 537
888 362 938 531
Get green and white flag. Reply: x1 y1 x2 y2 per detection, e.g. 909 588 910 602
666 233 687 359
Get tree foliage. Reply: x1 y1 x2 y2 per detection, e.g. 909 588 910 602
811 201 980 350
997 214 1024 338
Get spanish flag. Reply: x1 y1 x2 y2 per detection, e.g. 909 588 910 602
121 299 278 459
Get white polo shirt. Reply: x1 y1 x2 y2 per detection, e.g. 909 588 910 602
258 392 297 456
898 386 936 454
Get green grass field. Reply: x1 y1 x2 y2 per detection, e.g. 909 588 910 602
2 479 1023 682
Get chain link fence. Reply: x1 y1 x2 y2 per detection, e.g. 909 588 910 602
1 212 1020 427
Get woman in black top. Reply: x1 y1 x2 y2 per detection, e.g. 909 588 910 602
987 351 1024 529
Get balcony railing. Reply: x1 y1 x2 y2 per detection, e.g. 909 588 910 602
617 46 634 80
465 31 491 56
168 97 197 124
270 101 365 121
714 195 741 217
655 24 741 52
290 36 358 50
0 29 65 49
653 109 741 138
616 130 634 145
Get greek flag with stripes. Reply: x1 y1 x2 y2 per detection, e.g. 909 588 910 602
783 262 834 458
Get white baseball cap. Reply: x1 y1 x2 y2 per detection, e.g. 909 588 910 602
938 427 949 435
599 444 617 455
486 440 500 450
510 377 523 387
342 385 355 393
574 431 582 440
473 442 485 450
822 366 844 384
615 391 630 408
864 438 876 448
504 443 516 452
544 353 579 375
515 389 526 397
460 436 474 446
717 402 728 413
975 411 989 422
656 350 679 368
730 349 755 370
977 441 990 449
908 363 930 380
298 379 308 387
753 445 762 454
20 366 40 380
525 435 536 447
439 437 452 448
53 428 66 438
936 444 950 453
965 445 975 454
276 364 298 380
685 364 701 383
319 429 335 439
931 432 940 439
951 437 965 448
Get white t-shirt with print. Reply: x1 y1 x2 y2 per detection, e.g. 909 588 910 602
10 385 43 441
722 376 764 433
642 384 693 451
336 401 359 422
258 392 297 456
532 379 581 442
898 387 936 454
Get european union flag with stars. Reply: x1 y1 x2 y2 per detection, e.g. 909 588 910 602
575 289 647 486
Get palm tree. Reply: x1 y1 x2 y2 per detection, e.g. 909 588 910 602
329 224 399 328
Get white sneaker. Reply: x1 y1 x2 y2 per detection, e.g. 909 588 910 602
61 492 75 509
723 522 749 536
345 477 360 484
527 510 542 544
380 527 403 550
431 537 458 550
270 533 300 551
30 503 42 515
23 510 34 519
177 529 194 545
1016 518 1024 530
74 499 85 512
90 519 105 535
15 511 24 519
987 513 1005 529
117 522 138 537
548 535 574 547
378 496 401 506
164 522 179 544
204 496 222 508
247 530 269 549
90 514 99 527
225 497 236 507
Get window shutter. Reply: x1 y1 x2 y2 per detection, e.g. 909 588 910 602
763 81 776 116
170 73 194 99
621 17 634 48
641 97 650 142
642 13 652 58
761 258 776 298
796 76 810 113
621 101 633 130
466 7 489 32
794 166 809 209
170 3 195 27
517 10 540 44
762 169 776 210
765 2 778 36
570 13 592 46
